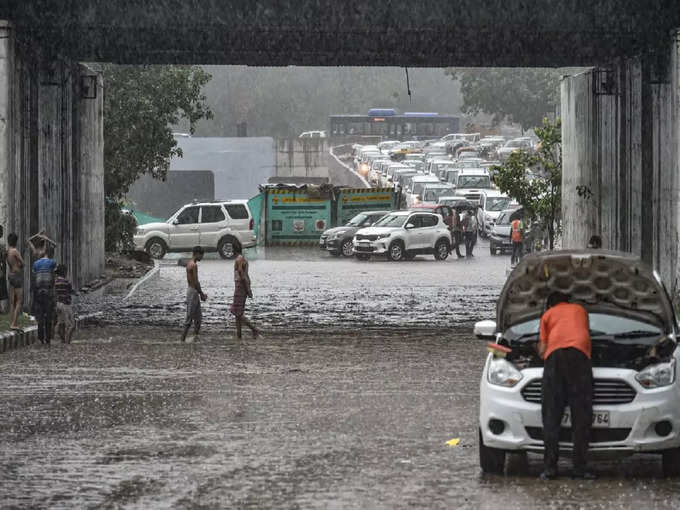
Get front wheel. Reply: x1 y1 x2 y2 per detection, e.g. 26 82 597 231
340 239 354 258
663 447 680 476
218 236 240 259
434 239 450 260
145 237 167 259
387 241 405 261
479 428 506 474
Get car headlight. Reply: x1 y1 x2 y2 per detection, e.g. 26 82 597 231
487 357 523 387
329 231 346 239
635 359 676 388
377 233 391 239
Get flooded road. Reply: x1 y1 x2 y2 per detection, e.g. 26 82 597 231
2 242 680 508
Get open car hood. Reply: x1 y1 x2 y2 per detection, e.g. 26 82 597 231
497 250 677 332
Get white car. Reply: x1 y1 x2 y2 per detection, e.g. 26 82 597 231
478 250 680 476
353 211 451 261
476 191 512 237
133 200 257 259
406 174 441 207
453 169 494 203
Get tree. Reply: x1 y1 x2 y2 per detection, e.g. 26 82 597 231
493 118 562 250
445 68 560 133
102 65 213 250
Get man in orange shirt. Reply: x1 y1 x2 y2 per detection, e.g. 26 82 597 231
538 291 594 480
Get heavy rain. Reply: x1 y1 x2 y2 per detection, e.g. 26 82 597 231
3 2 680 508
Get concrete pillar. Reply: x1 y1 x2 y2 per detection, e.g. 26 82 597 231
0 21 12 231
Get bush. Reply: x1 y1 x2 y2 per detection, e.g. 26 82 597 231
105 201 137 252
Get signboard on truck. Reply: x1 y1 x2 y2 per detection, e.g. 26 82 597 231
265 189 332 246
336 188 397 226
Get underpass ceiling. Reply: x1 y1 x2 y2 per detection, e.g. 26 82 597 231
2 0 679 66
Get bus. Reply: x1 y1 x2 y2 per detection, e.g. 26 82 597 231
329 109 460 141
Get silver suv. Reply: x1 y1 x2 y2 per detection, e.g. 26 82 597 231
353 211 451 261
133 200 257 259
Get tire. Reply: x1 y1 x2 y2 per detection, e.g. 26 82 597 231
663 447 680 477
356 254 370 261
387 241 405 261
145 237 167 259
434 239 450 261
479 428 506 474
340 239 354 258
218 236 240 259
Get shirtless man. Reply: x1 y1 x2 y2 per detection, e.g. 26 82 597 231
230 244 260 339
181 246 207 342
6 233 25 330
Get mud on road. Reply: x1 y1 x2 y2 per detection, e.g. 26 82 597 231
2 327 680 508
3 244 680 507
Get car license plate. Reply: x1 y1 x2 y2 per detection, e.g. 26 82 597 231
562 410 610 428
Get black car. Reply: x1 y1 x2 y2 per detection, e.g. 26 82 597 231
319 210 390 257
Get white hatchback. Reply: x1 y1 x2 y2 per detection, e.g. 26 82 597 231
477 250 680 476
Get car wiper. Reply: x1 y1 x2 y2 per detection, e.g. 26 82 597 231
612 330 661 339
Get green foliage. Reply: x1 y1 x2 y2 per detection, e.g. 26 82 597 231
445 68 560 132
102 65 213 251
493 118 562 250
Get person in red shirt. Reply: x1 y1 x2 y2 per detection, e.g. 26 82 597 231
538 291 594 480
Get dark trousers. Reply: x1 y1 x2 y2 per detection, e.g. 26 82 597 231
464 232 475 257
453 231 463 257
511 241 523 264
34 290 54 343
542 347 593 474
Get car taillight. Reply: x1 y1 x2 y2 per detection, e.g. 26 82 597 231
249 218 254 230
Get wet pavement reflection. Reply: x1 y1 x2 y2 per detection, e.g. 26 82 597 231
2 243 680 507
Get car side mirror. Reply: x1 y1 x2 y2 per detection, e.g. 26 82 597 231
172 219 180 225
474 320 497 340
405 223 415 229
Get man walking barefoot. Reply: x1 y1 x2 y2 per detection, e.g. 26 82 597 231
181 246 207 342
230 244 259 339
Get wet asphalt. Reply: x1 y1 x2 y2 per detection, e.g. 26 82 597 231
2 239 680 508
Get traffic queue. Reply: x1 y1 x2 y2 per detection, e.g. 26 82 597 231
320 132 534 261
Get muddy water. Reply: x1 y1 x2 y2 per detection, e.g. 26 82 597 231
4 243 680 507
2 328 680 508
79 240 509 331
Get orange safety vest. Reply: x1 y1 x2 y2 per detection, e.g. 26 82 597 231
511 219 524 242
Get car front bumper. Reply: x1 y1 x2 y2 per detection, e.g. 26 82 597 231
132 235 146 251
489 235 512 249
319 237 341 251
480 363 680 456
353 239 390 255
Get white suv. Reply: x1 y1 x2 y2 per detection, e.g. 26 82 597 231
477 250 680 476
133 200 257 259
352 211 451 261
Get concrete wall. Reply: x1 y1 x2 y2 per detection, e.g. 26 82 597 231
165 136 275 201
561 33 680 290
0 21 104 290
275 138 329 181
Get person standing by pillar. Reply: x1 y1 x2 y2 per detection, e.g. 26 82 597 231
0 226 8 315
32 243 57 344
511 217 525 265
538 292 595 480
6 233 25 330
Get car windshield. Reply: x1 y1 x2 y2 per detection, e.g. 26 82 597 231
346 214 368 226
423 186 455 202
457 175 491 188
486 197 511 211
496 211 512 225
373 214 408 228
506 314 662 341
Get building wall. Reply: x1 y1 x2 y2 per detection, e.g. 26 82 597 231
561 33 680 291
275 138 329 180
0 21 104 290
